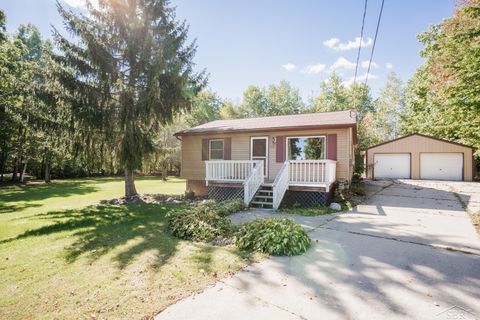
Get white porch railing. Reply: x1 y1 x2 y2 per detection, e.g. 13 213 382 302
205 160 264 205
205 160 259 184
273 160 337 210
272 161 289 209
243 161 264 206
205 159 336 210
288 160 337 185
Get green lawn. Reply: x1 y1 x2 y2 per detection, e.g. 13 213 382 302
0 177 256 319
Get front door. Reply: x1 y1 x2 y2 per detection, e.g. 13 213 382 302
251 137 268 178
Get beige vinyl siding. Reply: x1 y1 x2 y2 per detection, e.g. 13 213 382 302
366 134 474 181
181 127 353 183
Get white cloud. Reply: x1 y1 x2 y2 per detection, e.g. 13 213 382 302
281 63 296 72
323 37 373 51
323 38 340 49
385 62 394 69
302 63 326 74
330 57 356 71
361 60 379 69
343 72 377 86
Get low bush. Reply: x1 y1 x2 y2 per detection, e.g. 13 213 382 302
234 218 311 256
167 199 244 242
197 199 245 216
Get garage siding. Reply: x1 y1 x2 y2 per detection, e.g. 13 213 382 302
366 134 474 181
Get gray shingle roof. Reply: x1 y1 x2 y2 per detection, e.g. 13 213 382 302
175 109 357 136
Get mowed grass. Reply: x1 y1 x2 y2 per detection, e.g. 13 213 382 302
0 177 256 319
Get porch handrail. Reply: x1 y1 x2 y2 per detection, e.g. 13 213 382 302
272 161 289 210
205 160 258 185
288 160 337 184
243 161 264 205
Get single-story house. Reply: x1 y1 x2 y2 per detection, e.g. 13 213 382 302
365 133 476 181
174 110 358 209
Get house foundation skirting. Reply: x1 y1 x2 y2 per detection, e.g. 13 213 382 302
281 187 335 208
207 185 244 201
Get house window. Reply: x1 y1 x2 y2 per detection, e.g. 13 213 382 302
209 139 224 160
287 136 326 160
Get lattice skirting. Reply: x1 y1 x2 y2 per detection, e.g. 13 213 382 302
281 188 334 208
207 186 244 201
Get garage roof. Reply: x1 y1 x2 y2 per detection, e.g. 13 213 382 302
364 133 476 150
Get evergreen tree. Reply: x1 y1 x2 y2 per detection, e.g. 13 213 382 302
54 0 205 196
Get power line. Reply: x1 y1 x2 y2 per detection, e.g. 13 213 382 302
364 0 385 87
353 0 368 87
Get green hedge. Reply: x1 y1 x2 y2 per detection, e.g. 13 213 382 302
234 218 311 256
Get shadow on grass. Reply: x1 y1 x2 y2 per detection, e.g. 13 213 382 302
0 201 42 214
1 201 254 271
1 203 185 268
0 182 99 211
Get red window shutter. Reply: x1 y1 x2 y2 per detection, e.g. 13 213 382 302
327 134 337 160
201 139 209 160
276 136 285 163
224 138 232 160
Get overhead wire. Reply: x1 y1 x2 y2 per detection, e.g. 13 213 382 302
364 0 385 87
353 0 368 87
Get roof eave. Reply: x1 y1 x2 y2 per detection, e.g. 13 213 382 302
174 123 357 137
364 133 476 151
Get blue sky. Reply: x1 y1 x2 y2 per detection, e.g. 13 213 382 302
2 0 454 102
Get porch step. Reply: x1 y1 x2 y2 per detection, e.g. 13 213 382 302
249 184 274 209
254 195 273 199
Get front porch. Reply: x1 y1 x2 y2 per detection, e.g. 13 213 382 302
205 160 337 209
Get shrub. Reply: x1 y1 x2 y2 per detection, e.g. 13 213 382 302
234 218 311 256
197 199 245 216
167 199 244 242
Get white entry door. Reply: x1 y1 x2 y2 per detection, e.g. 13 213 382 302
374 153 411 179
420 153 463 181
251 137 268 177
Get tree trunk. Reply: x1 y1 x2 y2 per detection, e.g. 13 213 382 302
44 160 51 183
11 157 18 182
124 168 137 197
0 137 7 182
20 158 28 182
40 154 45 180
162 166 167 181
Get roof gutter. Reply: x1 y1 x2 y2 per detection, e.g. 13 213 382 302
174 123 357 137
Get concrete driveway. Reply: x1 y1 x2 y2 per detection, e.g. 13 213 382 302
156 180 480 320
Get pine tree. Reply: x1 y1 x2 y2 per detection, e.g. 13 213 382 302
54 0 205 196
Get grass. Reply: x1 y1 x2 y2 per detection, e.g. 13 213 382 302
0 177 257 319
282 205 336 216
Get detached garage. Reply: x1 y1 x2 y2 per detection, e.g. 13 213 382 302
365 133 475 181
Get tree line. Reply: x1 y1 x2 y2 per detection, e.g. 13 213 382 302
0 0 478 194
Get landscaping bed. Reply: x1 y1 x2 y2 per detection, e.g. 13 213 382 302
167 199 311 256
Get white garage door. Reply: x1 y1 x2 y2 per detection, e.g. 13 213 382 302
374 154 411 179
420 153 463 181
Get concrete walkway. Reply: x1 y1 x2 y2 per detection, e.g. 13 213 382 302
156 180 480 320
